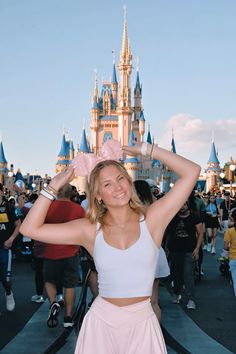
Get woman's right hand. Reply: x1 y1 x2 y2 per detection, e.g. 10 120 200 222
49 165 75 192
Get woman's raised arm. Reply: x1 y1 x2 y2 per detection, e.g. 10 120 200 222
20 166 94 250
123 143 201 245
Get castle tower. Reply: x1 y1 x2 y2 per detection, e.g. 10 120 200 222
90 72 100 154
56 131 70 173
171 129 177 153
206 138 220 192
132 60 144 143
0 139 8 185
111 54 118 105
117 8 133 145
78 128 90 153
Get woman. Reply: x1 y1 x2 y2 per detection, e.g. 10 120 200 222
205 195 219 254
20 142 200 354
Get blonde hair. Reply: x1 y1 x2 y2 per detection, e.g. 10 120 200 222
86 160 145 225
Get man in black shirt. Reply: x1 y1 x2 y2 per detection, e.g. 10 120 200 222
0 184 21 311
167 201 203 310
219 192 236 231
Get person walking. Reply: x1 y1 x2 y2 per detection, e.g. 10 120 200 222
43 184 85 328
20 140 200 354
205 195 219 254
0 184 21 311
167 201 203 310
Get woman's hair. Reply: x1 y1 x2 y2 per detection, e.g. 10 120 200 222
86 160 144 224
134 180 154 206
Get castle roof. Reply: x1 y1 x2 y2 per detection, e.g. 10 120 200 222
207 141 220 165
146 131 152 144
112 62 118 85
58 134 70 157
171 137 176 154
139 110 145 121
134 70 142 95
0 141 7 164
79 129 90 153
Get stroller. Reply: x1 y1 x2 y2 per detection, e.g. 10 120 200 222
218 249 230 276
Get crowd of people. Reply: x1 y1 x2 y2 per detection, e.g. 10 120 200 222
0 140 236 353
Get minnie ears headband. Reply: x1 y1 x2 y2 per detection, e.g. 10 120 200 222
71 139 123 177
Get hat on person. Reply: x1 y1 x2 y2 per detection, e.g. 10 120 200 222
224 191 230 196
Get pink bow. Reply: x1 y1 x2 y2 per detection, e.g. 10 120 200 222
72 139 123 177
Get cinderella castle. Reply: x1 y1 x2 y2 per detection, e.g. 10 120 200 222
0 12 224 194
55 11 163 191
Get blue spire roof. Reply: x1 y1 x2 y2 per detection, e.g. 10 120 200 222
112 62 118 84
208 141 220 164
171 138 176 154
134 70 142 95
139 110 145 121
0 141 7 163
146 131 152 144
128 130 135 146
79 129 90 153
93 96 99 109
58 134 70 157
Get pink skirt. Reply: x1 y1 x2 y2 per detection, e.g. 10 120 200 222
74 296 167 354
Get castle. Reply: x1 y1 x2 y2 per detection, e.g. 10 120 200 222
55 11 162 190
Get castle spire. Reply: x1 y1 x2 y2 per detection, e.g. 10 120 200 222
79 128 90 153
208 140 220 165
121 5 128 58
171 128 176 153
0 139 7 164
146 124 152 144
92 69 99 109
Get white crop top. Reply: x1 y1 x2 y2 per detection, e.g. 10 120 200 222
93 218 160 298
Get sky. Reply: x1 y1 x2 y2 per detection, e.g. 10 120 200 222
0 0 236 177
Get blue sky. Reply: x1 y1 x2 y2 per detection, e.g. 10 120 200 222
0 0 236 176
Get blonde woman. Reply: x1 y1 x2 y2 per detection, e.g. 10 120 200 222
20 142 200 354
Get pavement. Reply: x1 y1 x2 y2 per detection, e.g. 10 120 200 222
0 230 235 354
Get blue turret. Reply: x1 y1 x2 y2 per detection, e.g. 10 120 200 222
146 130 152 145
134 69 142 96
58 133 70 157
112 62 118 85
139 110 145 121
171 137 176 154
208 141 220 165
0 141 7 164
79 129 90 153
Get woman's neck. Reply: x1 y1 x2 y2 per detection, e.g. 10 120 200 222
105 205 137 226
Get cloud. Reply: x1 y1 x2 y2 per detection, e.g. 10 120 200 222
157 113 236 170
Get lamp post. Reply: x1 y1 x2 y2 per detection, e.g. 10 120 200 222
229 163 236 196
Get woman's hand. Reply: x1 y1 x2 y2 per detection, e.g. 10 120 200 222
49 165 75 192
122 142 143 157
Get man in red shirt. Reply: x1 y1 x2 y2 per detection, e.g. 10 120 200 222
43 184 85 328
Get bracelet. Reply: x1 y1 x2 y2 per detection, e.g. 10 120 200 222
140 142 148 157
40 188 55 201
47 184 58 195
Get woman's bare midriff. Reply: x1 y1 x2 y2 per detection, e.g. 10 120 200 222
102 296 150 307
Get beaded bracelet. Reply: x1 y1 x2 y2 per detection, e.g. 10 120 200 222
40 188 55 201
40 187 57 201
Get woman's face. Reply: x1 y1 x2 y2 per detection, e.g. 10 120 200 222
96 165 131 208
